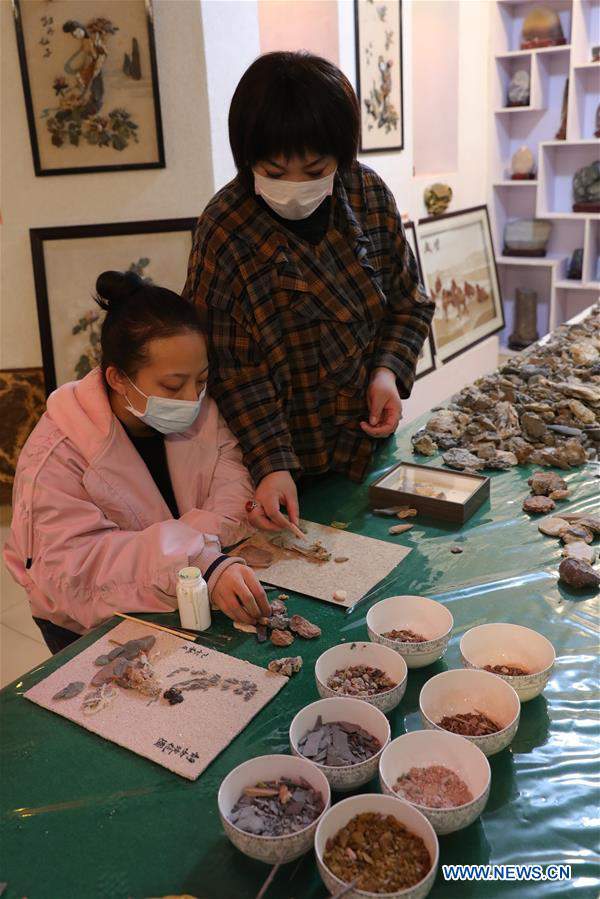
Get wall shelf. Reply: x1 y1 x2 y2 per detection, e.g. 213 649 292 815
489 0 599 343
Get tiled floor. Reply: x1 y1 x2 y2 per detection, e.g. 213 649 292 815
1 505 51 688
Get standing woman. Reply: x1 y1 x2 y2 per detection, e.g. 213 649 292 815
185 52 435 533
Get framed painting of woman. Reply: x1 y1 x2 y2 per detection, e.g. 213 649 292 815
13 0 165 175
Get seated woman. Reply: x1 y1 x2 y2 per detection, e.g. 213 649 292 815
3 270 270 654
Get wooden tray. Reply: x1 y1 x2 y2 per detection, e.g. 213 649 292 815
369 461 490 525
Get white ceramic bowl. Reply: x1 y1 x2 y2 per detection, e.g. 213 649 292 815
419 669 520 757
460 623 555 702
218 753 331 864
315 641 408 713
289 697 391 792
379 730 491 834
367 595 454 668
315 793 439 899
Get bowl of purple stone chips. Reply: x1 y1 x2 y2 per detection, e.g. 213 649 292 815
315 641 408 713
218 754 331 863
419 669 520 757
290 697 391 791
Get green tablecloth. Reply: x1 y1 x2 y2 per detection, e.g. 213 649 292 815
1 417 598 899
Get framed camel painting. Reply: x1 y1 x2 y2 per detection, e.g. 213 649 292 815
13 0 165 175
417 206 505 363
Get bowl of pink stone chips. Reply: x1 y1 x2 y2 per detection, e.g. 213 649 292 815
218 754 331 864
379 730 491 834
314 641 408 713
367 595 454 668
289 696 391 792
460 623 555 702
419 669 520 757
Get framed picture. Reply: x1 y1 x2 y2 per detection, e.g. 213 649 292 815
404 220 435 379
13 0 165 176
417 206 505 364
354 0 403 153
30 219 196 394
0 368 46 502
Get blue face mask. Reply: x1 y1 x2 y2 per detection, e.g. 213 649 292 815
124 376 205 435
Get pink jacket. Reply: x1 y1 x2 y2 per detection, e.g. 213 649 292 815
3 368 254 634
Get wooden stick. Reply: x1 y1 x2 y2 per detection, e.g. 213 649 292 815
115 613 196 641
255 863 281 899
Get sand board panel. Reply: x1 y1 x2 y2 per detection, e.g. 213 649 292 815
25 620 287 780
238 520 411 608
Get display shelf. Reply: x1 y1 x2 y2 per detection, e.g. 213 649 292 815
489 1 597 341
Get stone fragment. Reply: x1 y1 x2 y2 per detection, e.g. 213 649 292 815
332 590 348 603
389 524 414 535
528 471 568 496
559 525 594 545
549 489 569 501
538 517 569 537
450 545 463 554
233 621 258 634
562 542 597 565
289 615 321 639
412 431 438 456
520 412 547 440
442 448 485 471
270 629 294 647
267 656 303 677
558 558 600 589
425 409 469 437
334 556 349 563
523 495 556 515
52 681 85 701
396 508 418 519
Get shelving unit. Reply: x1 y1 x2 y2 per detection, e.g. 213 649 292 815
489 0 600 346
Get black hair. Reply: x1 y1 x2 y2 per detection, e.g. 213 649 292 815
229 52 359 181
95 271 203 376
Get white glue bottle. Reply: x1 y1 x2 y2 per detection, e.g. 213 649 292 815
176 566 211 631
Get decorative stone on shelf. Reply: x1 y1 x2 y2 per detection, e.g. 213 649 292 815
572 161 600 213
567 249 584 281
424 183 453 216
554 78 568 140
509 289 539 350
507 69 530 107
520 6 566 50
503 219 552 257
510 146 536 180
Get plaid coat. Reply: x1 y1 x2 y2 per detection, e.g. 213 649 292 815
184 162 435 484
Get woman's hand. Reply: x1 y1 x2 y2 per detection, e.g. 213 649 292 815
360 367 403 437
211 563 271 624
250 471 300 533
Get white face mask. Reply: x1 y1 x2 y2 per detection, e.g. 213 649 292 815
254 169 336 220
124 376 205 435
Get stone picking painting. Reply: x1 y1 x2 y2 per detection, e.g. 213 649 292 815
30 219 195 394
417 206 505 364
13 0 164 175
354 0 403 152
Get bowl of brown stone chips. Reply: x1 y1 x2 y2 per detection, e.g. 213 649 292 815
315 793 438 898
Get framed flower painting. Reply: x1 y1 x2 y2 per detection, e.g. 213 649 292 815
13 0 165 175
30 219 196 394
354 0 404 153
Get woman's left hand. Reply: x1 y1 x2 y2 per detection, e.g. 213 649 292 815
360 367 403 437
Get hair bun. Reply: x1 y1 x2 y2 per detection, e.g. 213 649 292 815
95 270 144 313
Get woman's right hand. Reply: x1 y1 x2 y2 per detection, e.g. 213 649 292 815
211 563 271 624
251 471 300 533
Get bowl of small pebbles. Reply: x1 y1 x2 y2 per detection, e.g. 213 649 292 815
367 595 454 668
218 754 330 864
419 669 520 757
460 623 555 702
315 793 438 899
289 697 391 792
379 730 490 835
315 642 408 713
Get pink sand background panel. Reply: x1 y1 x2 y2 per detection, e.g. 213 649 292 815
25 620 288 780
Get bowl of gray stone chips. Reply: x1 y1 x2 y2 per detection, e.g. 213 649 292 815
289 696 391 791
218 753 331 864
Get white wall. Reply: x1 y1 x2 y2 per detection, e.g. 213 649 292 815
1 0 214 369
